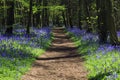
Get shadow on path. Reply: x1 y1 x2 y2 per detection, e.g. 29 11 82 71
36 27 81 60
47 46 79 52
22 27 88 80
36 54 81 60
53 35 70 39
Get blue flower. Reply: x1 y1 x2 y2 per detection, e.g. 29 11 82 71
1 52 7 57
112 72 118 79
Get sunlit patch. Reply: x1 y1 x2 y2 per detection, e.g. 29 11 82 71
67 27 120 80
0 26 51 79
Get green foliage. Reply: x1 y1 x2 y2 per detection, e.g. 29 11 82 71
49 5 66 11
17 0 29 8
32 5 38 14
0 40 45 80
69 32 120 80
0 28 52 79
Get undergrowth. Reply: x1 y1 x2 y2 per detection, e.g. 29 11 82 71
67 27 120 80
0 27 52 80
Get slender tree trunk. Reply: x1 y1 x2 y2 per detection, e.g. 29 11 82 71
84 0 91 32
66 10 69 27
5 0 14 35
42 0 48 27
2 1 6 27
78 0 82 29
61 0 67 27
26 0 33 34
36 0 42 27
52 11 56 26
33 14 36 27
62 11 67 27
67 0 73 28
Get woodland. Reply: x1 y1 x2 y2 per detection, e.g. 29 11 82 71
0 0 120 80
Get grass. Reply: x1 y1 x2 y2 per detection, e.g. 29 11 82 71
0 41 45 80
0 27 52 80
67 28 120 80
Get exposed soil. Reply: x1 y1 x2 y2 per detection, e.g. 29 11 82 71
22 27 88 80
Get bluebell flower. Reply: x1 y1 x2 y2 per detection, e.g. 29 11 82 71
1 52 7 57
0 26 51 58
112 72 118 79
117 31 120 37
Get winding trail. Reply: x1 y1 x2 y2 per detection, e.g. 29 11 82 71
22 27 88 80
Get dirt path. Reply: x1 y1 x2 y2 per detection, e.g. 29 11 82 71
22 27 88 80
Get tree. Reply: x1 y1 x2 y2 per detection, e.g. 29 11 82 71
96 0 119 44
36 0 42 27
96 0 107 43
83 0 92 32
42 0 49 27
5 0 14 35
26 0 33 34
78 0 82 29
67 0 73 28
106 0 119 45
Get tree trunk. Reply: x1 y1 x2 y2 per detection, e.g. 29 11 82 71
106 0 119 45
42 0 48 27
5 0 14 35
96 0 108 43
62 11 67 27
84 0 91 32
36 0 42 27
78 0 82 29
96 0 119 44
26 0 33 34
67 0 73 28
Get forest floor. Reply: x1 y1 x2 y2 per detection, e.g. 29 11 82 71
22 27 88 80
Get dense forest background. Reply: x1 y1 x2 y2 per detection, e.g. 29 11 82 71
0 0 120 45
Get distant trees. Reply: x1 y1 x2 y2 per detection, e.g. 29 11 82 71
0 0 120 44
